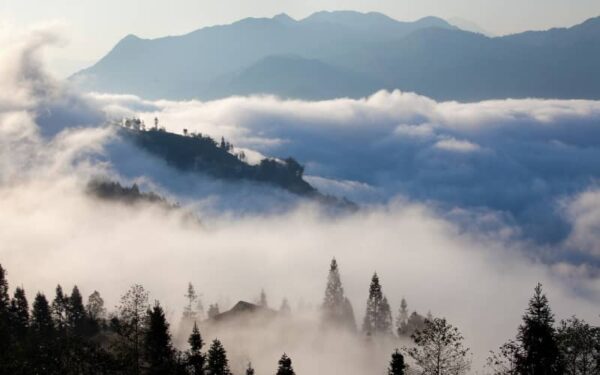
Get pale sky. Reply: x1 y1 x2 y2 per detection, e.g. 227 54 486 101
1 0 599 77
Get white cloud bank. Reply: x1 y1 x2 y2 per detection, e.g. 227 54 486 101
91 91 600 257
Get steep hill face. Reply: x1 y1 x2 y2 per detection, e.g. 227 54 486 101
72 12 600 101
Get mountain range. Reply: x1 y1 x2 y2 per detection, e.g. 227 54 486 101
72 11 600 101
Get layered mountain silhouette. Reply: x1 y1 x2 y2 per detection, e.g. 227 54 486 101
73 11 600 101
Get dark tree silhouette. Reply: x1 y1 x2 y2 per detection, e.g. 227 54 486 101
51 285 69 332
187 322 206 375
246 362 255 375
145 301 176 374
516 283 563 375
68 285 86 334
207 339 231 375
363 272 392 336
0 265 11 372
276 353 296 375
31 293 58 373
388 349 406 375
9 287 29 339
557 316 600 375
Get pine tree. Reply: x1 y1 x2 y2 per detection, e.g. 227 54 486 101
396 298 409 336
380 297 393 333
276 353 295 375
31 293 58 373
322 258 356 331
515 283 563 375
187 322 206 375
9 287 29 339
0 264 8 312
207 339 231 375
246 362 255 375
363 272 392 336
145 301 175 374
0 265 11 372
68 285 86 334
388 349 407 375
184 283 198 321
32 293 54 335
51 284 69 331
407 317 471 375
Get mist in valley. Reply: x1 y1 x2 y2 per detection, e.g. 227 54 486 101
1 23 600 375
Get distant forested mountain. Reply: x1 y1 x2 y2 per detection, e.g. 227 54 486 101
72 11 600 101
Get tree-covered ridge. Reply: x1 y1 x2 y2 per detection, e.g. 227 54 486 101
121 123 314 196
117 119 357 211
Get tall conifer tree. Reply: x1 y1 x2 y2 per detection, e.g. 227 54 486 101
276 353 296 375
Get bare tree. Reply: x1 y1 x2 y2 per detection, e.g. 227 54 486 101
406 317 471 375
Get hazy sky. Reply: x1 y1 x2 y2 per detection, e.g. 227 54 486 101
1 0 599 77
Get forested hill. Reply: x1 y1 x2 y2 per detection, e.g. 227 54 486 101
119 124 356 209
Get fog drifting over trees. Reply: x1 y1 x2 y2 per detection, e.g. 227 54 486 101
1 21 600 374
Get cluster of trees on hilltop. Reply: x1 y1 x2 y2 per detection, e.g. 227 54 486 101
1 261 599 374
118 119 315 196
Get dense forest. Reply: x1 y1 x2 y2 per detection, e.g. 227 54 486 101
0 259 598 374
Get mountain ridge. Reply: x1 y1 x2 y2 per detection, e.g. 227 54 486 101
72 12 600 101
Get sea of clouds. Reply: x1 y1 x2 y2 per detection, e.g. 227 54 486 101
2 25 600 373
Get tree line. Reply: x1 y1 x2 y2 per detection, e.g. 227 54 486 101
0 260 598 374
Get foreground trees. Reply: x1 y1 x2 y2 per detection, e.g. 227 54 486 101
557 317 600 375
489 284 565 375
406 318 471 375
1 261 599 374
388 349 407 375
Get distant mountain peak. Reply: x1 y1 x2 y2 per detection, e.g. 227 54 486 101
273 13 296 24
